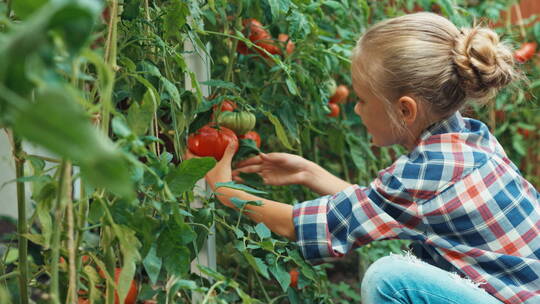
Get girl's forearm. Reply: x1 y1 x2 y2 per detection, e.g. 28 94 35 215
215 188 296 241
302 162 353 196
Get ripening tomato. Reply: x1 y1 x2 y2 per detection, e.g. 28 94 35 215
243 19 270 42
239 131 261 148
188 125 239 160
329 85 350 104
256 39 280 58
257 34 295 58
213 100 237 113
78 298 90 304
495 110 505 122
289 268 299 288
278 34 295 55
217 111 256 135
517 127 533 139
515 42 537 63
98 268 138 304
327 103 340 117
324 79 337 97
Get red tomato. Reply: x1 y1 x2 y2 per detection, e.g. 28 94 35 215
102 6 111 24
78 298 90 304
329 85 350 104
495 110 505 122
239 131 261 148
256 34 294 58
237 41 250 55
518 127 532 139
213 100 237 112
188 125 239 160
515 42 537 63
98 268 138 304
242 19 270 42
278 34 295 55
289 268 299 288
256 39 280 57
327 103 340 117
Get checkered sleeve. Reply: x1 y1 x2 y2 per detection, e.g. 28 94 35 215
293 175 424 264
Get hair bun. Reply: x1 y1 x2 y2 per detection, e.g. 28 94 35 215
453 27 516 102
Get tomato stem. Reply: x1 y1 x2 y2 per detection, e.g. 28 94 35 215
50 160 69 304
14 136 29 304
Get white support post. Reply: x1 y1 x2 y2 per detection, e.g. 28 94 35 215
184 38 216 303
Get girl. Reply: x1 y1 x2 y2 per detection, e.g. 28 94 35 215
191 12 540 303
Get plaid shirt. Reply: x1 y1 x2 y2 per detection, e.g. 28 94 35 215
293 111 540 304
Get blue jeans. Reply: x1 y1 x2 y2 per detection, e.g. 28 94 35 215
361 254 502 304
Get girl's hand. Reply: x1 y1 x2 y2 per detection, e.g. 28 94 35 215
184 141 238 192
232 152 313 186
205 141 238 191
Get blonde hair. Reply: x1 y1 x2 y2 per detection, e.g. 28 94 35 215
351 12 517 128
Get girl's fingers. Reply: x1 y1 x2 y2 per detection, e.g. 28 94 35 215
221 140 239 164
232 175 244 183
236 155 262 168
233 164 263 174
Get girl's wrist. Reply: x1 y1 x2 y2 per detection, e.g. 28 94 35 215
300 161 324 188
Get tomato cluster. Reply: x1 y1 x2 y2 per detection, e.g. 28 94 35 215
188 100 261 159
326 82 350 118
237 19 295 58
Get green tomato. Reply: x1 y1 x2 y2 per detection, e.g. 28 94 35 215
324 79 337 97
217 111 256 135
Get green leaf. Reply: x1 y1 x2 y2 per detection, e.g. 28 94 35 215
198 265 226 281
143 244 162 285
230 197 263 210
164 0 189 40
161 77 181 107
267 0 290 19
12 87 133 197
215 181 267 194
165 157 216 196
534 22 540 44
112 225 141 304
112 116 132 137
242 252 270 279
254 223 271 239
269 263 290 292
157 217 196 276
12 0 48 19
200 79 239 91
127 92 155 136
263 111 295 150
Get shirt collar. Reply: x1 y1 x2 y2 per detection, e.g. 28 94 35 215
419 111 466 141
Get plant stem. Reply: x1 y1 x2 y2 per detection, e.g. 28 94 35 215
0 271 19 281
253 270 271 302
13 136 29 304
50 160 69 304
66 164 76 304
6 0 11 18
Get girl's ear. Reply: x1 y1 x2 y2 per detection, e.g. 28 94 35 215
398 96 418 126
